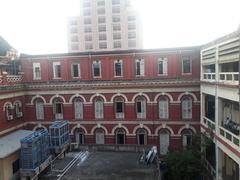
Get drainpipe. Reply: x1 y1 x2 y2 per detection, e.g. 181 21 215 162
238 25 240 112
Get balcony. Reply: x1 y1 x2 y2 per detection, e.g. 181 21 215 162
0 72 24 86
221 119 240 136
203 117 216 130
203 73 216 81
219 126 240 148
219 72 239 85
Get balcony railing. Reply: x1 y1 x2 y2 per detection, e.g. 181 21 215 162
6 75 23 83
203 73 216 81
55 113 63 120
203 117 216 130
219 126 240 147
219 72 239 85
116 112 124 119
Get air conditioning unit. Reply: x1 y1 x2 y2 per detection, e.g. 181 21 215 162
17 112 23 117
7 115 13 120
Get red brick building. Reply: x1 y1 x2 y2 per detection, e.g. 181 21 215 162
0 47 200 155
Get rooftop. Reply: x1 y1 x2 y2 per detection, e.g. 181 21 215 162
0 130 33 159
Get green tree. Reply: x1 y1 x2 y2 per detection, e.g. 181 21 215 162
163 133 212 180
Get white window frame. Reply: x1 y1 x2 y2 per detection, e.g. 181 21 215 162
95 99 104 119
33 62 41 80
74 99 83 120
53 62 61 79
114 59 123 77
92 60 102 78
136 98 146 119
5 104 13 121
36 100 44 120
182 97 192 119
158 57 168 76
159 97 169 119
53 100 63 119
115 99 124 119
15 102 23 118
135 59 144 76
72 63 81 78
182 57 192 74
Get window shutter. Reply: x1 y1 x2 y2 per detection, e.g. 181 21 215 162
183 135 187 147
141 100 146 118
159 99 168 119
188 99 192 119
140 59 144 75
182 100 187 119
163 60 167 74
99 101 103 118
36 102 44 120
95 101 99 118
75 101 83 119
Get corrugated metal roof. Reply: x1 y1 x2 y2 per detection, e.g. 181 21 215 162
0 130 33 159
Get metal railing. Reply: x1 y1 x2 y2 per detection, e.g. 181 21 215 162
6 75 23 83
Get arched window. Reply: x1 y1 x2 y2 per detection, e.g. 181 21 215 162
181 129 193 147
4 103 13 120
95 98 104 119
74 98 83 120
115 97 124 119
95 128 105 144
182 97 192 119
115 128 125 144
137 129 147 145
159 129 170 155
53 98 63 119
36 99 44 120
75 128 85 144
159 96 169 119
14 101 23 118
136 97 146 119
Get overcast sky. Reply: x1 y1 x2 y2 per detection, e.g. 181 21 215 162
0 0 240 54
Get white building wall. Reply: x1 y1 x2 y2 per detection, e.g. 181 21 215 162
67 0 143 52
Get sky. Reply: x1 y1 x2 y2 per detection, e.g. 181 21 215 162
0 0 240 55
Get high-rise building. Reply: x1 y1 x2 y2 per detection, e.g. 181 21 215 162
67 0 143 52
201 28 240 180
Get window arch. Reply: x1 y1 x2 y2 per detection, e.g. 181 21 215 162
95 98 104 119
159 129 170 155
181 129 193 147
182 96 192 119
4 103 13 120
159 96 169 119
75 128 85 144
95 128 105 144
53 98 64 119
136 96 146 119
35 98 44 120
73 98 83 120
115 128 126 144
136 128 147 145
115 97 124 119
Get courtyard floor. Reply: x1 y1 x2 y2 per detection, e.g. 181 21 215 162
40 151 158 180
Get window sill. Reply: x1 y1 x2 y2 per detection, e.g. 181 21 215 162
53 77 62 80
158 74 168 76
93 76 102 79
182 73 192 75
72 76 81 79
33 78 42 80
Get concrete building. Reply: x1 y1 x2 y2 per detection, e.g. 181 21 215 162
201 28 240 180
67 0 143 52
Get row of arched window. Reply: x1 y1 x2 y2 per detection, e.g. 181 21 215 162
74 128 194 155
3 101 23 120
34 95 193 120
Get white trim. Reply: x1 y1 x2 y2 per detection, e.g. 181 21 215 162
177 92 198 102
132 124 151 135
3 101 13 110
70 124 88 135
33 124 47 131
69 94 87 103
154 125 174 135
114 59 123 77
71 63 81 78
131 92 150 103
111 124 130 135
90 124 108 135
13 100 22 107
110 93 128 103
154 92 174 103
177 125 197 135
89 93 107 103
49 94 66 104
30 95 47 104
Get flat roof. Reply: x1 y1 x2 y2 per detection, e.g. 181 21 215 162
0 130 33 159
20 46 201 59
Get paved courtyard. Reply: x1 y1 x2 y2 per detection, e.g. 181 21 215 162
40 151 158 180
